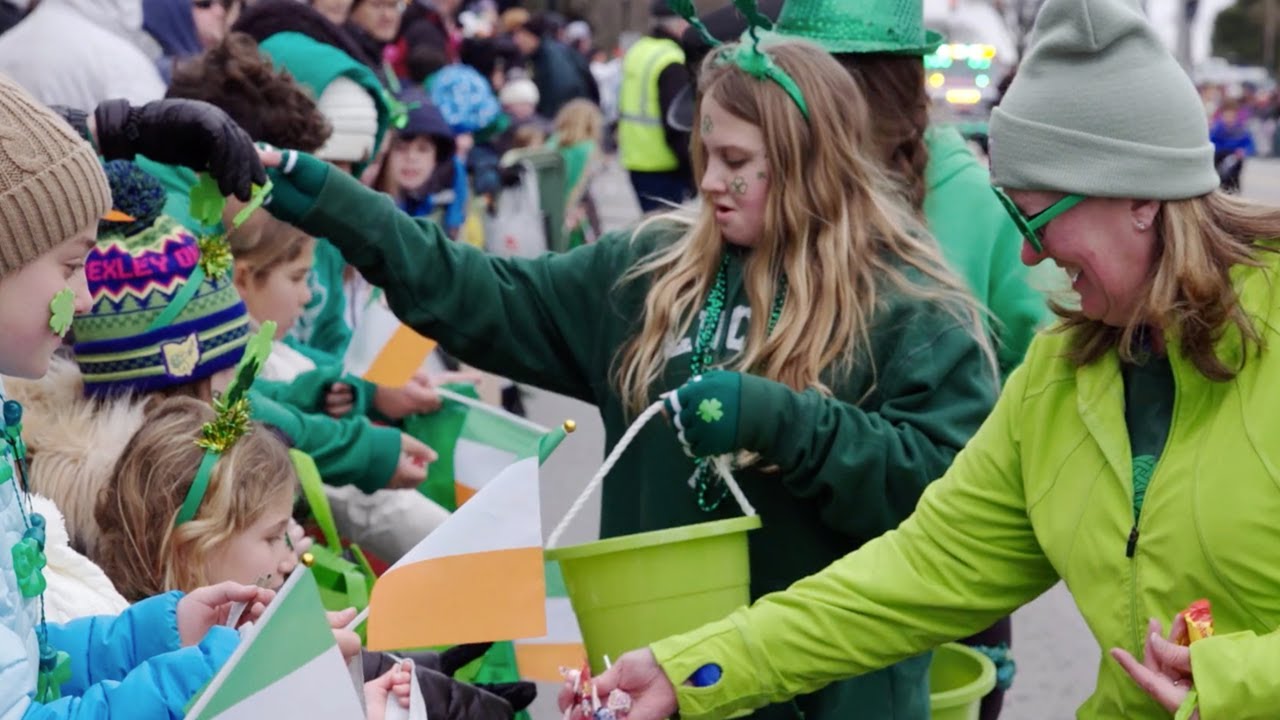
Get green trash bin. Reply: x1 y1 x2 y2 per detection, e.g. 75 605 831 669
503 147 569 252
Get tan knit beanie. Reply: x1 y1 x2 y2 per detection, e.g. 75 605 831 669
0 74 110 278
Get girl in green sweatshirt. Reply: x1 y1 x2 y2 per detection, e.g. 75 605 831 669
259 39 999 720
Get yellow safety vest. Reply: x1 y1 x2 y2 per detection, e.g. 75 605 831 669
618 36 684 173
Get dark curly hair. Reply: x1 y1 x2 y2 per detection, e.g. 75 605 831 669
167 32 332 153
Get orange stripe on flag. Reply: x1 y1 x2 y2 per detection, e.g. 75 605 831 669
366 547 546 651
514 643 586 683
454 482 477 507
362 325 438 387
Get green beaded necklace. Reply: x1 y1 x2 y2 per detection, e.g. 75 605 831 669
688 255 787 511
1 398 70 702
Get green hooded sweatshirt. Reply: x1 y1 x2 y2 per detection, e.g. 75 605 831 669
650 247 1280 720
923 127 1049 377
267 157 1000 720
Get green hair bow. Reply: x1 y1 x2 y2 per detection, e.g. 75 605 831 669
668 0 810 121
174 321 277 526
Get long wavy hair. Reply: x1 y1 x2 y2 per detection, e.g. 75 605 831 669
94 397 297 601
615 40 993 415
1056 192 1280 380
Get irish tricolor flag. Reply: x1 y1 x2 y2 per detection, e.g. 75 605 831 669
186 568 364 719
365 452 554 652
514 560 587 682
406 386 555 509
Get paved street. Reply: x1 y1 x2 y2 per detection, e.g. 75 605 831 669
521 157 1280 719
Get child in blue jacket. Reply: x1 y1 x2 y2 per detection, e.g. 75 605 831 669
0 74 279 718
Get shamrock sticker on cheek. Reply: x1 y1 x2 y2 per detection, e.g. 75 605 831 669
48 288 75 337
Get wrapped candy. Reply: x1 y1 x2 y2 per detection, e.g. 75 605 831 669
1180 599 1215 645
559 663 635 720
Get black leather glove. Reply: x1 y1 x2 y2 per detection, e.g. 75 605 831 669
94 98 267 201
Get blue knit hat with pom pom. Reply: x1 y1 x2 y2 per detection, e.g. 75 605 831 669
73 160 251 396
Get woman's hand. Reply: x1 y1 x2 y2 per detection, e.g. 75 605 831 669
176 581 276 645
1111 615 1198 718
557 649 677 720
662 371 745 458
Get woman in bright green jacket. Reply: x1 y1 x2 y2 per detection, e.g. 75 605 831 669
579 2 1280 720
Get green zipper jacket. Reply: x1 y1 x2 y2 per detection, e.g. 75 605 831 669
651 247 1280 720
268 158 1000 720
924 127 1048 377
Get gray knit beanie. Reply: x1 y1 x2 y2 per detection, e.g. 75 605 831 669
989 0 1218 200
0 74 111 278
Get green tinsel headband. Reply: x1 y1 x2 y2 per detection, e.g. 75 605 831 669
669 0 810 121
174 321 277 526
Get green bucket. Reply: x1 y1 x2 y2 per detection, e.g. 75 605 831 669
929 643 997 720
545 515 762 675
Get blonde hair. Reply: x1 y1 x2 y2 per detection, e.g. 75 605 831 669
554 99 603 147
226 208 315 285
616 40 993 415
94 396 297 601
1056 191 1280 380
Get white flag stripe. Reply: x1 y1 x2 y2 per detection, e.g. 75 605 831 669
454 438 517 491
388 457 541 571
207 646 364 719
516 598 582 645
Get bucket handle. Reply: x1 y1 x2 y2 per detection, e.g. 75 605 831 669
546 400 756 549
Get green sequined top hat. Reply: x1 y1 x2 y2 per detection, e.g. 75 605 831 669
74 162 251 398
668 0 810 120
758 0 943 55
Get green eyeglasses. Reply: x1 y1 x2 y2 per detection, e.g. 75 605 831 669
991 187 1086 253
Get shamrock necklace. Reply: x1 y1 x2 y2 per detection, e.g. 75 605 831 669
1 397 70 702
688 254 787 512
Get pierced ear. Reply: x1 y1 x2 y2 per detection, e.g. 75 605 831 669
1131 199 1160 231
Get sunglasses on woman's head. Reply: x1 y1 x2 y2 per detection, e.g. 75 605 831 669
991 186 1086 253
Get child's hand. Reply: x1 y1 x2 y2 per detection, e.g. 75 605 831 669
364 660 413 719
374 373 443 420
325 382 357 418
389 434 437 489
177 581 276 645
327 608 363 665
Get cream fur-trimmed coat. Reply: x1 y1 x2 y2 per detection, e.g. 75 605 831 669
4 355 147 560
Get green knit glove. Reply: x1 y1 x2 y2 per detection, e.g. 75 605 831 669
263 149 330 225
664 370 745 458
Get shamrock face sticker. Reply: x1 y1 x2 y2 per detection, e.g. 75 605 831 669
48 288 75 337
697 398 725 423
730 177 749 196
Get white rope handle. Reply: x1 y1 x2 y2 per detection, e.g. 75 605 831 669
546 400 756 549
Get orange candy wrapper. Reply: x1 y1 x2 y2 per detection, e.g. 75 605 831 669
1180 599 1214 645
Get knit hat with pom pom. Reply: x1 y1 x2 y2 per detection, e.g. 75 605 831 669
73 160 251 396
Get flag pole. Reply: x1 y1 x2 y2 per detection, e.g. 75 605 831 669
436 386 549 434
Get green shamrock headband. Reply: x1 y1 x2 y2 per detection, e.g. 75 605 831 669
668 0 810 121
174 321 276 526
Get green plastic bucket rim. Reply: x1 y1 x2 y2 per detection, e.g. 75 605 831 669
930 643 998 708
545 515 762 561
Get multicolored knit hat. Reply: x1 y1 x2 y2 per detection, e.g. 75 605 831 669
73 161 251 397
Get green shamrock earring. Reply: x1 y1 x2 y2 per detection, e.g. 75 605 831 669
48 289 75 337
